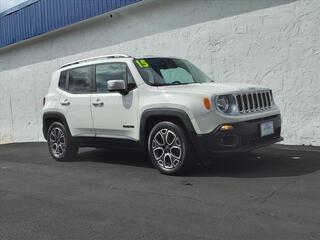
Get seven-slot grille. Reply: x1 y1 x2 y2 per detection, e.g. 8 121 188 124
235 90 274 114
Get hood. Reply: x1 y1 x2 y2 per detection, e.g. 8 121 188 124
157 82 270 95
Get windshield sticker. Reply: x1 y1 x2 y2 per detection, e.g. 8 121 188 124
136 59 150 68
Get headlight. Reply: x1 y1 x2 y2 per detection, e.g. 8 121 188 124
215 95 237 113
216 96 230 112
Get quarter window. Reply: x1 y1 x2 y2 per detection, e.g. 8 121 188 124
95 63 136 93
68 66 93 93
58 71 67 90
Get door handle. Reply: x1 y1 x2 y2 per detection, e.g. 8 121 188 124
60 99 70 106
92 99 104 107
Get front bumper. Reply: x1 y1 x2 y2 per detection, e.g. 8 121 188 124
193 114 283 163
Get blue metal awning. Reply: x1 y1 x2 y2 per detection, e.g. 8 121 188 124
0 0 141 48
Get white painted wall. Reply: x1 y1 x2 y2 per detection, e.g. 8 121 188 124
0 0 319 145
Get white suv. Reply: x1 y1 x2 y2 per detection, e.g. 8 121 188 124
42 54 283 175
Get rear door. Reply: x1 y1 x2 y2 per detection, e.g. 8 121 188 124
58 66 95 137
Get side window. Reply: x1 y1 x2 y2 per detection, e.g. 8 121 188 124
95 63 136 93
68 66 93 93
58 71 67 90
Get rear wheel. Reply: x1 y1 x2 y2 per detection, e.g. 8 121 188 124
148 121 193 175
47 122 78 161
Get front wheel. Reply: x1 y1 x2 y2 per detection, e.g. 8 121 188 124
148 122 194 175
47 122 78 161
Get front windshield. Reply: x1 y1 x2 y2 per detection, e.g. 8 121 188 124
134 58 213 86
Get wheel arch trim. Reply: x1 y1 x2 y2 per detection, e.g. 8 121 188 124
139 108 197 146
42 112 70 140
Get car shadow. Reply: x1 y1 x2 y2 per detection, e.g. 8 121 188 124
74 145 320 178
189 146 320 178
75 148 153 169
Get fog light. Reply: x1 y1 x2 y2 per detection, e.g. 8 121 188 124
220 125 234 131
218 135 239 147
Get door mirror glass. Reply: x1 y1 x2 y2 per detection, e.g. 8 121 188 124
107 80 127 94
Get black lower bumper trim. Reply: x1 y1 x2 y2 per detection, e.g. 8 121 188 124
193 114 283 163
208 136 283 153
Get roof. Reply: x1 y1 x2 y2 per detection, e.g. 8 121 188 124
0 0 142 49
60 54 132 69
59 54 183 70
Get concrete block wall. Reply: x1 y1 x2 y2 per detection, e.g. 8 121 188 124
0 0 319 145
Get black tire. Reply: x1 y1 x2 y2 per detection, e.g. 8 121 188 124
47 122 78 161
148 121 194 175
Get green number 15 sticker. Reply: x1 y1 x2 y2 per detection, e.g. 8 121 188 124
136 59 150 68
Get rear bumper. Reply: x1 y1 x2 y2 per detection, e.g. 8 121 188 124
193 114 283 163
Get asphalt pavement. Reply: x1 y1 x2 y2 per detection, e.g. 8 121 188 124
0 143 319 240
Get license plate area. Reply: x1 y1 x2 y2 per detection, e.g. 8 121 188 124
260 121 274 137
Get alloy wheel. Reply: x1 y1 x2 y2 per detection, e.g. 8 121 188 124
49 127 66 158
152 129 183 170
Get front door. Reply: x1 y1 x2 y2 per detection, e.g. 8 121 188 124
91 62 139 140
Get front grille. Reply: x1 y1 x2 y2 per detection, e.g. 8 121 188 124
235 90 274 114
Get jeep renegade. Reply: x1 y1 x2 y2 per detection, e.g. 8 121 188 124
42 54 283 175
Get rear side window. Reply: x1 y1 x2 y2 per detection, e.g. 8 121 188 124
58 71 67 90
68 66 93 93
